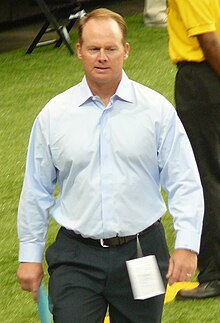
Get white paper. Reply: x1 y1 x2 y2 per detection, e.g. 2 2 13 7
126 255 165 300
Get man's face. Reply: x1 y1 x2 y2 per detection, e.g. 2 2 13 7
76 18 130 89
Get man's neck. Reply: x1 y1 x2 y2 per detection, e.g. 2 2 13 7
86 78 121 106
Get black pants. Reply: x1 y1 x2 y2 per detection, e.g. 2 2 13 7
175 61 220 283
46 222 169 323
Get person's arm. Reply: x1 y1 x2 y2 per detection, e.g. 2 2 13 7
17 109 57 299
158 102 204 284
197 31 220 77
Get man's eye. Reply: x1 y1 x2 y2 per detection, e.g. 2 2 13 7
107 48 117 52
88 48 99 53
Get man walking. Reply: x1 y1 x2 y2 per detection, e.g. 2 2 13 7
17 8 204 322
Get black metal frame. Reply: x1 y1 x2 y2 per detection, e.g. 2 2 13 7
26 0 85 54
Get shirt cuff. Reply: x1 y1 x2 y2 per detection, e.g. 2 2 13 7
174 229 201 254
18 242 45 263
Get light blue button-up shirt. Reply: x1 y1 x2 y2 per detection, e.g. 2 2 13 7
18 72 204 262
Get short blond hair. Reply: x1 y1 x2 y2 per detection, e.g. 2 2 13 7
77 8 127 44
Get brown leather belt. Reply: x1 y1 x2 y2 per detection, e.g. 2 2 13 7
61 221 160 247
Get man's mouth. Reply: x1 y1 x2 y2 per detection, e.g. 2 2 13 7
95 67 110 71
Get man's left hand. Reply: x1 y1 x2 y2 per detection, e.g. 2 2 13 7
166 249 197 285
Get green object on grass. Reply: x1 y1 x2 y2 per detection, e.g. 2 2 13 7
38 285 52 323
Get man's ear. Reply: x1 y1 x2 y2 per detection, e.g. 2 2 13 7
76 43 82 59
124 42 130 60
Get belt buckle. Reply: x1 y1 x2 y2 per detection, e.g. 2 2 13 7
100 239 109 248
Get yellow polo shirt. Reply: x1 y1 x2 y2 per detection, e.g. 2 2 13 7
167 0 220 63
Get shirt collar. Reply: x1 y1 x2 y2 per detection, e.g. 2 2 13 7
75 70 135 107
74 77 94 106
115 70 135 103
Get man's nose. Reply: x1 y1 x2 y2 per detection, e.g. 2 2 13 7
98 49 108 61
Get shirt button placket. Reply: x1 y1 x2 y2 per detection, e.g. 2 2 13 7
100 105 114 236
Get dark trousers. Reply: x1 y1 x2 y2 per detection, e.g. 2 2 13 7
175 61 220 283
46 222 169 323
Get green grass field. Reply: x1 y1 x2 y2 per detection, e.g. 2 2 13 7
0 13 219 323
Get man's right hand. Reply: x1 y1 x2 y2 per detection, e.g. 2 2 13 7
17 262 44 302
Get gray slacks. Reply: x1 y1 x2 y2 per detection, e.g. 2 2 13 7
143 0 167 25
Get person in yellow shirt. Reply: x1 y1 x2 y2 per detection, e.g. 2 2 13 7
167 0 220 300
